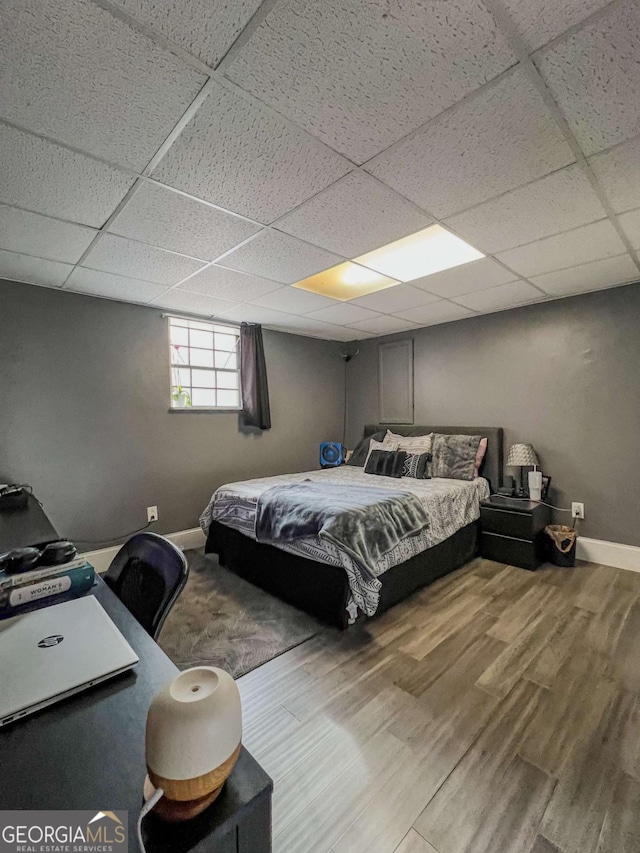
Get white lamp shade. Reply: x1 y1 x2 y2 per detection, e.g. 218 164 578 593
507 443 538 467
146 666 242 783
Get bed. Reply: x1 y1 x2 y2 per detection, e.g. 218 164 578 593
201 425 503 629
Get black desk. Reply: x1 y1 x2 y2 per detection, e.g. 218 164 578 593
0 578 273 852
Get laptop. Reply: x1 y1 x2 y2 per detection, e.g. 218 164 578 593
0 595 139 726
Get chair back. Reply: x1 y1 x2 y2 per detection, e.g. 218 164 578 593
104 532 189 640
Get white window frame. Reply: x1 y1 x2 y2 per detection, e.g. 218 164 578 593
167 316 242 412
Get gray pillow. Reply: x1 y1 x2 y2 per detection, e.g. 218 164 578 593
431 434 482 480
346 430 386 466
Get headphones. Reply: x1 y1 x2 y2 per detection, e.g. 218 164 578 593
0 540 77 575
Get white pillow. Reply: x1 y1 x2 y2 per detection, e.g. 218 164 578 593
384 430 433 454
364 438 398 468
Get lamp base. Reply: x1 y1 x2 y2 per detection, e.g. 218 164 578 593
143 776 223 822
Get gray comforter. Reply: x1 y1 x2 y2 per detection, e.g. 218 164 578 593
255 481 429 588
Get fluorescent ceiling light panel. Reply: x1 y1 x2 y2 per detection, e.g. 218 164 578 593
354 224 484 282
292 261 399 301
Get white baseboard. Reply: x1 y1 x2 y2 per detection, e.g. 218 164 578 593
577 536 640 573
81 526 206 574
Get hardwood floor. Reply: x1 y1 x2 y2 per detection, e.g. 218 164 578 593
238 558 640 853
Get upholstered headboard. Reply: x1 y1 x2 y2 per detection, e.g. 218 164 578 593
363 424 504 490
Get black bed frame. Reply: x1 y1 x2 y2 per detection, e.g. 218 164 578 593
205 425 504 629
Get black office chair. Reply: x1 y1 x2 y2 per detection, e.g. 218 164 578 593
104 532 189 640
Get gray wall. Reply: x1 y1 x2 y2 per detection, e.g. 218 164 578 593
347 282 640 547
0 280 344 544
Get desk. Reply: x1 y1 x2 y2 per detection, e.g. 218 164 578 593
0 578 273 852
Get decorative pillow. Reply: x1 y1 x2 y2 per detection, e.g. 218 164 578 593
346 430 386 466
384 430 433 454
402 452 432 479
365 450 407 478
473 437 488 478
364 438 399 469
431 434 482 481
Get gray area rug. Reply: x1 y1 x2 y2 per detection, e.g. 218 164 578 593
158 549 322 678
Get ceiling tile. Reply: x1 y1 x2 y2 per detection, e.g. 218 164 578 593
348 315 418 335
82 234 205 285
452 280 544 312
220 230 342 285
0 124 135 227
0 205 97 263
305 303 381 326
445 165 605 253
589 137 640 214
224 0 515 163
274 172 431 257
499 0 612 52
350 283 440 312
66 267 167 303
152 82 351 223
395 301 475 326
250 286 338 315
267 313 364 340
109 182 260 260
0 249 73 287
530 254 638 296
367 67 574 218
0 0 207 171
150 288 239 316
618 208 640 250
177 265 281 302
215 304 296 325
408 257 517 298
496 219 627 277
534 0 640 156
109 0 263 67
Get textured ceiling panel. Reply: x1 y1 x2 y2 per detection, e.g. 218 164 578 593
0 249 73 287
150 288 239 316
0 205 97 264
274 172 431 257
618 208 640 250
367 68 574 218
530 254 638 296
66 267 167 303
153 83 351 223
305 303 381 326
445 165 606 253
350 283 440 312
220 230 342 285
109 0 263 67
408 257 517 298
250 286 338 315
347 315 418 335
589 137 640 214
82 234 204 285
109 182 260 260
224 0 515 163
177 265 281 302
499 0 613 53
394 300 475 325
452 280 544 311
0 0 207 170
496 219 627 277
534 0 640 156
267 313 370 340
215 304 298 325
0 124 135 227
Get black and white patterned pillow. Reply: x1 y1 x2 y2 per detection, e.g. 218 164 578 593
401 452 431 479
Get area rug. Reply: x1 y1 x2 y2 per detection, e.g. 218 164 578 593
158 549 322 678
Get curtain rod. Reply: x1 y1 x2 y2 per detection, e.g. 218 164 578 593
161 312 241 330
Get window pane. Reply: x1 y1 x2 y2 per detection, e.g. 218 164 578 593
172 367 191 386
217 370 238 390
188 320 214 332
192 388 217 407
217 390 240 408
171 344 188 364
170 325 188 346
214 333 238 352
191 368 216 388
190 329 214 349
214 350 237 369
189 348 214 368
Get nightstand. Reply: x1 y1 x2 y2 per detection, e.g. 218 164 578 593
480 496 552 571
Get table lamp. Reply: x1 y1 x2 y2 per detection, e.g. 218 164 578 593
506 443 538 497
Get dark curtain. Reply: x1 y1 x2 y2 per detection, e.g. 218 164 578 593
240 323 271 430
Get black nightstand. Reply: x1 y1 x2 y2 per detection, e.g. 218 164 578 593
480 496 552 571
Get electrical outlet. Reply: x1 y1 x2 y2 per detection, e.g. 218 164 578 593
147 506 158 523
571 502 585 520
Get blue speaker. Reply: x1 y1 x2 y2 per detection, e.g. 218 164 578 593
319 442 345 467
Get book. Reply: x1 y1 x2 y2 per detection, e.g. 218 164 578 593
0 556 93 591
0 563 96 619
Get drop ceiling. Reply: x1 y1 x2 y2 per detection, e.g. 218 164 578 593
0 0 639 342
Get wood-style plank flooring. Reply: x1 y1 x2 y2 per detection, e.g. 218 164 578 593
238 558 640 853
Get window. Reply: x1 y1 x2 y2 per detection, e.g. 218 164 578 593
169 317 241 410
